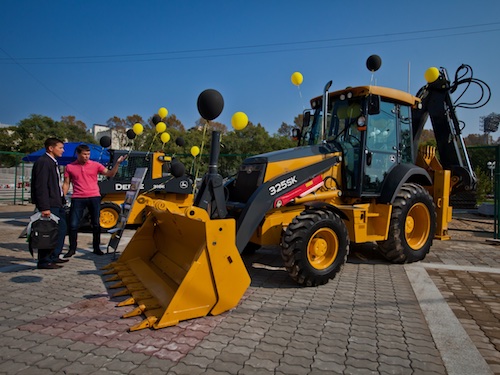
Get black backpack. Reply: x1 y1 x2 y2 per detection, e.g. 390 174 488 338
28 218 59 256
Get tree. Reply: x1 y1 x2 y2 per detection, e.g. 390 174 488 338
480 112 500 134
277 122 293 137
417 129 436 147
106 116 127 129
0 114 96 165
163 114 185 132
12 114 95 154
193 118 226 134
106 115 146 149
464 133 489 146
293 114 304 128
61 115 86 130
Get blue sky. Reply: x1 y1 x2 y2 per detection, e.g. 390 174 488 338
1 0 499 137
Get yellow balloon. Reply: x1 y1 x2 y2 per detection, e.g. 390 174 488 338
291 71 303 86
155 121 166 133
191 146 200 157
424 67 440 83
160 132 170 143
158 107 168 118
133 123 144 135
231 112 249 131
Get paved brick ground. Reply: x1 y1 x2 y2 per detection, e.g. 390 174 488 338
0 203 498 374
427 269 500 374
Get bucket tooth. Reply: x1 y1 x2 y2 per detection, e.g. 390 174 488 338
109 281 125 289
102 269 117 276
117 297 136 307
102 263 128 272
101 262 117 270
126 282 147 292
116 270 135 277
130 290 153 300
113 288 131 297
122 304 146 318
105 275 121 282
139 298 162 311
129 316 158 332
120 276 140 284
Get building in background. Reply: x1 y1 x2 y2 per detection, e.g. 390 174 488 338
92 124 123 149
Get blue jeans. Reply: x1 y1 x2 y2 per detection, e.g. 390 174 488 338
39 206 67 265
69 197 101 252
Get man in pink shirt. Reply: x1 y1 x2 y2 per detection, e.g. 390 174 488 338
62 144 126 257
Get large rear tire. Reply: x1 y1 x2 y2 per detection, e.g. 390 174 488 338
281 208 349 286
100 202 121 231
377 183 436 263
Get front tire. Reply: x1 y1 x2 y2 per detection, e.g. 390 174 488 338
377 183 436 263
281 208 349 286
100 202 121 231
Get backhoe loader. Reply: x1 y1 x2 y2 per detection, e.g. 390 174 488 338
103 57 490 330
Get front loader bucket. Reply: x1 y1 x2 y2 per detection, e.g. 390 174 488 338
103 201 250 331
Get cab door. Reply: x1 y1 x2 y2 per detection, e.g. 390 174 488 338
362 101 400 193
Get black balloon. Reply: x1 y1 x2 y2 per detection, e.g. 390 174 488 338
126 129 136 140
152 114 161 125
366 55 382 72
175 137 185 147
170 159 185 177
197 89 224 121
99 136 111 148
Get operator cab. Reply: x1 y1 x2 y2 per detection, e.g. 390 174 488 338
300 86 417 198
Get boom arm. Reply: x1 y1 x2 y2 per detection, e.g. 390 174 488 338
411 66 490 193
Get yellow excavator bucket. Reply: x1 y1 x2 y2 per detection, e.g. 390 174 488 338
102 201 250 331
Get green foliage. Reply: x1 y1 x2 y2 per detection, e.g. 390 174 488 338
474 166 493 203
467 146 496 174
1 114 96 155
4 112 298 177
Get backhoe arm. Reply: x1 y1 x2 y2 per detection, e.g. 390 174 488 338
412 67 477 193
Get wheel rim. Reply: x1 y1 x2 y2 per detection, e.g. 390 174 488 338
100 208 119 229
307 227 339 270
405 202 431 250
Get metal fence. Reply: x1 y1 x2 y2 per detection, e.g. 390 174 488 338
0 151 32 205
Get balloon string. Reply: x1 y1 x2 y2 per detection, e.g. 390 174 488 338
190 157 196 176
297 86 305 110
127 138 135 158
146 134 158 160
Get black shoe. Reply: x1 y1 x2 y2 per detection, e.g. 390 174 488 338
52 258 69 263
93 249 104 256
63 250 75 258
37 263 62 269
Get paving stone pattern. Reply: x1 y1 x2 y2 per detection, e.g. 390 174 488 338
428 269 500 374
0 204 498 374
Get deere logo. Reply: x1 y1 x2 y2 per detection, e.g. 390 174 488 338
115 183 144 191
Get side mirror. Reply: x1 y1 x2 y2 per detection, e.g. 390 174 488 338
292 128 301 140
367 95 380 115
302 111 311 127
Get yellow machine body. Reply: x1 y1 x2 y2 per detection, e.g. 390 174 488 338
103 201 250 331
100 192 193 228
97 151 195 230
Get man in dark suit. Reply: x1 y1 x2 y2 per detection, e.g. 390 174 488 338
31 138 68 269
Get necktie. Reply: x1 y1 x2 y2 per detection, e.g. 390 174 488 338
55 161 63 197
